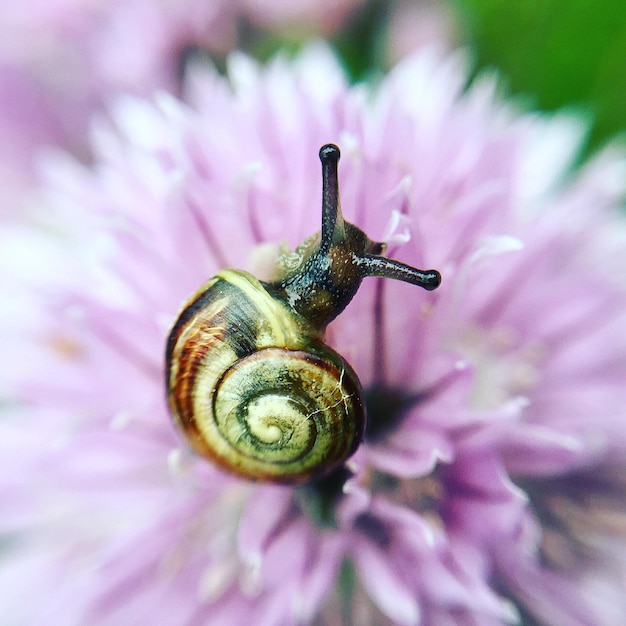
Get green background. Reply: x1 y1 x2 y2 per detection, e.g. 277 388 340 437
453 0 626 157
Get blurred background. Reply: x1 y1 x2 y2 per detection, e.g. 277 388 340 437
248 0 626 160
454 0 626 159
1 0 625 209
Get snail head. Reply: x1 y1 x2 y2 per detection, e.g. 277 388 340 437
272 144 441 330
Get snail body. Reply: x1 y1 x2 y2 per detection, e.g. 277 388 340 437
166 144 440 484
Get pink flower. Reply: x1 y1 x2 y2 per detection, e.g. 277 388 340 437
0 0 231 212
242 0 363 33
2 46 626 624
386 0 458 63
0 0 365 211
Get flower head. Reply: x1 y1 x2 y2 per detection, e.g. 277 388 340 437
2 46 626 624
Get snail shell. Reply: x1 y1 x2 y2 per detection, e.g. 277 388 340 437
166 269 364 483
166 144 440 484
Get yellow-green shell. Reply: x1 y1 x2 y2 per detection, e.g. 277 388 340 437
166 269 365 484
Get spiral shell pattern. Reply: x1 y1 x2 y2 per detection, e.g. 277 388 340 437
166 269 365 483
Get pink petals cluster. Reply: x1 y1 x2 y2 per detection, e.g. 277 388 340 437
0 0 364 213
1 45 626 625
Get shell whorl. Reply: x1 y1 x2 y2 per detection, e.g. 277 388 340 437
166 269 365 484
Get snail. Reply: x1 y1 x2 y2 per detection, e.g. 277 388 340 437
166 144 441 484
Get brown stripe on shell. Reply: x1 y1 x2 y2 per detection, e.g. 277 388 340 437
168 319 227 458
